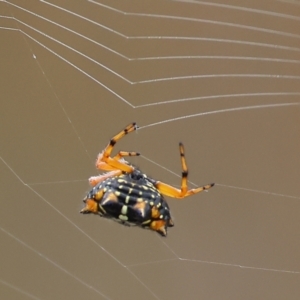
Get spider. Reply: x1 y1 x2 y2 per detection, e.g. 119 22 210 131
80 122 214 236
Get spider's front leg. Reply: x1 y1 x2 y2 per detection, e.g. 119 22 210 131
89 123 139 185
90 151 140 186
103 122 137 156
98 122 138 173
89 170 123 186
95 150 140 172
155 143 214 199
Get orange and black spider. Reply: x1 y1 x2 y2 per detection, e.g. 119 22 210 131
80 122 214 236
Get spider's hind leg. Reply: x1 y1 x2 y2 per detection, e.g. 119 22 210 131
155 143 215 199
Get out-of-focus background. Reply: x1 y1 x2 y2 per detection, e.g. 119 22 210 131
1 1 300 299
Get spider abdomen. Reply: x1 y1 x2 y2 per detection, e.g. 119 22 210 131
82 170 174 236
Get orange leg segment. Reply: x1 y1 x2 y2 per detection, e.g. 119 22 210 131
95 122 138 174
155 143 215 199
103 122 137 159
156 181 214 199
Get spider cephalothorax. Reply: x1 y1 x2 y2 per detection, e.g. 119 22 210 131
80 122 214 236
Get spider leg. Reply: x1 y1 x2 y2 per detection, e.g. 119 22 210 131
95 150 140 171
156 181 214 198
113 151 140 161
155 143 214 199
103 122 137 158
89 170 122 186
96 122 138 173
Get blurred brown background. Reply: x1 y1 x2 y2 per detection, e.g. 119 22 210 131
1 0 300 299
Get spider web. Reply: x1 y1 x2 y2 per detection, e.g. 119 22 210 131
1 0 300 299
